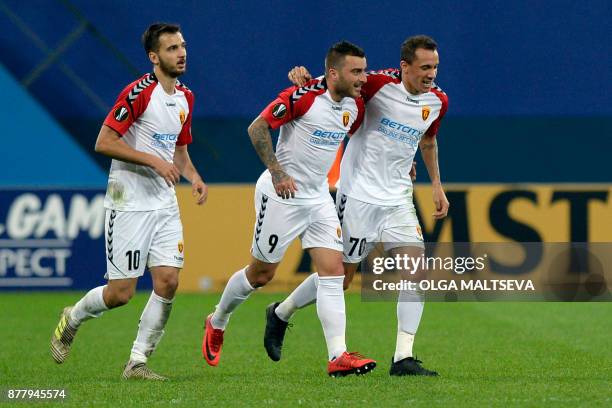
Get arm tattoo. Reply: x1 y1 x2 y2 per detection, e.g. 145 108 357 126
250 124 280 170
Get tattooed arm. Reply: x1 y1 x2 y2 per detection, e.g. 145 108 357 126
248 116 298 199
419 135 449 219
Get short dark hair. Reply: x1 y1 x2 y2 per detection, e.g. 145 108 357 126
401 35 437 64
325 40 366 70
142 23 181 54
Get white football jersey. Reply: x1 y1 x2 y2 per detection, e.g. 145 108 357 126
102 73 194 211
339 69 448 205
257 78 364 205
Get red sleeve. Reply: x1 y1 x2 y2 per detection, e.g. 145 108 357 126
348 97 365 135
361 69 400 103
177 89 194 146
260 79 322 129
103 75 156 136
425 89 449 138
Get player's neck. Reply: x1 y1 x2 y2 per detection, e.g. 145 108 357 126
154 67 178 95
326 84 344 103
402 80 421 96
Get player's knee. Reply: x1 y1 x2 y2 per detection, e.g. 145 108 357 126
246 262 277 287
167 276 179 293
156 274 179 295
251 270 275 287
106 287 134 308
320 263 345 278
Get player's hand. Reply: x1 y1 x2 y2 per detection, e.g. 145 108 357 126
192 178 208 205
271 169 298 199
432 184 449 219
288 66 312 87
152 157 181 187
409 161 417 181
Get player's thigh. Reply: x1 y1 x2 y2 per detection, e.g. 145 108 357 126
148 205 185 270
251 192 308 264
104 209 154 280
302 197 343 254
336 193 382 264
381 204 424 250
383 205 426 279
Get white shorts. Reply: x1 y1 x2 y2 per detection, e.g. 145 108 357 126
336 192 424 264
250 191 343 264
104 206 184 280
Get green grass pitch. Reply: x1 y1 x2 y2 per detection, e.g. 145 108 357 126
1 292 611 407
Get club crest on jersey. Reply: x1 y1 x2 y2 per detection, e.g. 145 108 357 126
422 106 431 121
114 106 129 122
272 103 287 119
178 240 184 253
336 226 342 239
342 111 350 127
416 225 423 239
179 109 186 125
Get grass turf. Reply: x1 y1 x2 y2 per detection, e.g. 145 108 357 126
1 293 611 407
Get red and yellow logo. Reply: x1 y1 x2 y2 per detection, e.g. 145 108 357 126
342 111 350 127
421 106 430 121
179 110 186 125
416 225 423 240
178 240 184 253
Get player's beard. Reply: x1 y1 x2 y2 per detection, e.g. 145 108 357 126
159 57 185 78
335 75 361 99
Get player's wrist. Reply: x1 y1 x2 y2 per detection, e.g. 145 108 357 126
144 154 161 169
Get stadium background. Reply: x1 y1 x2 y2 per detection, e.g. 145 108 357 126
1 0 611 293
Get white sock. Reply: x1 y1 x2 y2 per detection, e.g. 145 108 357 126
211 267 254 330
69 285 109 327
130 291 174 364
316 275 346 361
394 289 424 362
275 273 318 322
394 331 415 362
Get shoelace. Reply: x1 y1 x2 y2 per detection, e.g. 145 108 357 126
411 355 423 364
60 323 77 346
333 352 368 368
273 322 293 335
210 329 224 352
132 363 164 379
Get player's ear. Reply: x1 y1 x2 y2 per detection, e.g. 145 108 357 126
327 67 338 81
148 51 159 65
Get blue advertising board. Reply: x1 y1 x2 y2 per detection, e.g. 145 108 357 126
0 189 152 291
